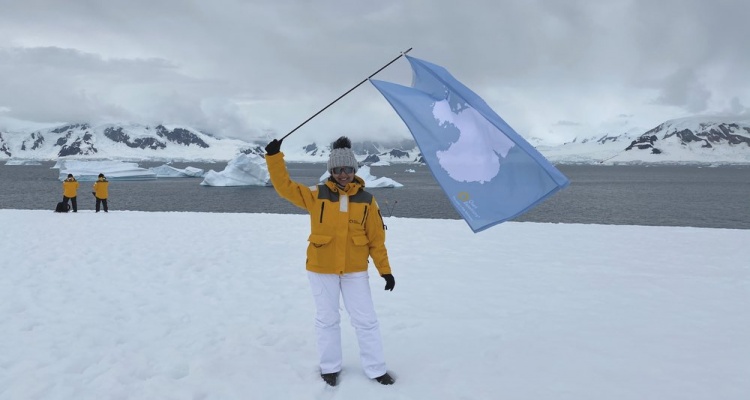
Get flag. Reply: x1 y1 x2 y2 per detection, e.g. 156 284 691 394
371 56 569 233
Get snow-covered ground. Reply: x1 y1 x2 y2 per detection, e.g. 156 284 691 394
1 210 747 400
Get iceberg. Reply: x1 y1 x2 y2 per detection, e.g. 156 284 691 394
319 165 403 188
199 155 401 188
54 160 157 181
149 164 205 178
200 153 270 186
370 160 391 166
5 159 43 165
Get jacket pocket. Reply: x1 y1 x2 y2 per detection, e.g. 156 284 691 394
309 234 332 247
350 235 370 266
307 234 333 267
351 235 369 246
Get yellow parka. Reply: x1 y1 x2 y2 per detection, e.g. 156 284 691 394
92 178 109 199
267 152 392 276
62 179 79 197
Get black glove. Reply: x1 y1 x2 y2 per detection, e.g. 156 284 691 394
265 139 283 155
382 274 395 291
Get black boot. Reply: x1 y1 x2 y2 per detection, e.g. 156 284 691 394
375 372 394 385
321 371 339 387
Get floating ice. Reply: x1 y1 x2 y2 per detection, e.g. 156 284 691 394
319 165 403 188
200 153 270 186
55 160 156 181
149 164 205 178
5 159 43 166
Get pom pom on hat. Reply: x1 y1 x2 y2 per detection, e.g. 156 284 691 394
332 136 352 150
327 136 358 172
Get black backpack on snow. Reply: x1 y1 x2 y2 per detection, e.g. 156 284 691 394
55 202 71 213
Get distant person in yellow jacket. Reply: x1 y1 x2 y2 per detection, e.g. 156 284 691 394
92 173 109 213
265 136 396 387
62 173 79 212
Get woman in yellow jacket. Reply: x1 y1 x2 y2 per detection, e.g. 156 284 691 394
62 173 79 212
265 136 395 387
92 173 109 212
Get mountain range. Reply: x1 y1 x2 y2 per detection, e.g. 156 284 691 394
537 116 750 164
0 123 248 162
1 116 749 165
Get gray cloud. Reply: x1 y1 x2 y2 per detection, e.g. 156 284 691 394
728 97 747 115
1 0 749 143
554 120 582 126
653 68 711 113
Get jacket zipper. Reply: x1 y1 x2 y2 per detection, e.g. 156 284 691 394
319 202 325 223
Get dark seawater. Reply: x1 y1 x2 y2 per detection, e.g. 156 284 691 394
1 161 748 229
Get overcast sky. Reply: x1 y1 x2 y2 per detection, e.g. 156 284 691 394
1 0 748 145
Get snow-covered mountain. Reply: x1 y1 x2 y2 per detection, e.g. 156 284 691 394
279 139 423 164
0 122 422 163
539 116 750 165
0 123 251 162
1 116 749 164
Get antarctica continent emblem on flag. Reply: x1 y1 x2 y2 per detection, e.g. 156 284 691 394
371 56 569 233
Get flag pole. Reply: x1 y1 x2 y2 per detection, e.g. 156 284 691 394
280 47 412 141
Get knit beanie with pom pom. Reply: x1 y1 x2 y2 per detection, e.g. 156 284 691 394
327 136 358 172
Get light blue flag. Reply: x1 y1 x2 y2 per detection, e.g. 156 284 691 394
371 56 569 232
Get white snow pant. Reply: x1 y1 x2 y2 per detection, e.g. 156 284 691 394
307 271 387 379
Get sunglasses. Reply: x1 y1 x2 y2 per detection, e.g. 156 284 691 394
331 166 355 175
